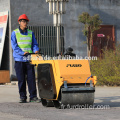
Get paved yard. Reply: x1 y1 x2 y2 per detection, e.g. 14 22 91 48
0 84 120 120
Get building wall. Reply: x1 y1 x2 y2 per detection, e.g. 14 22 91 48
0 0 10 12
1 0 120 77
63 0 120 55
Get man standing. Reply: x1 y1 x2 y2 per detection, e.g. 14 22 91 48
11 14 40 103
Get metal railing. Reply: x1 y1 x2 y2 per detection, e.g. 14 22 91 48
28 25 64 57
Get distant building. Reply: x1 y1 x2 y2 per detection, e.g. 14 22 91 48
0 0 119 80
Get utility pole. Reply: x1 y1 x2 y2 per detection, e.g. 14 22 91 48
46 0 69 54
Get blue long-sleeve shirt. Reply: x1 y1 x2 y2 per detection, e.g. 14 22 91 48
11 27 39 62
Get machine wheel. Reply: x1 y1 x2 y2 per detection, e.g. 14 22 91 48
53 92 94 109
61 92 94 106
53 100 62 109
41 98 54 107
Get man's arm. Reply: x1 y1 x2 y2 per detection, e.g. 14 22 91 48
11 31 25 55
32 32 39 53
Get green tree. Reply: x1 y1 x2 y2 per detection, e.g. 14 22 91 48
78 12 102 58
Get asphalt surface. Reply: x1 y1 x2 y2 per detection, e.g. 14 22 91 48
0 84 120 120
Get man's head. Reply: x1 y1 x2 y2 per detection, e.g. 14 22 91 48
18 14 29 29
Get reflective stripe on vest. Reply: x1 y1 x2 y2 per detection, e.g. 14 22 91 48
20 37 31 40
14 30 19 34
17 42 31 45
28 31 32 34
14 28 33 53
21 48 32 51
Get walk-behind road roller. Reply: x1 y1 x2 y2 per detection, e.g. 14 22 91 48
30 54 97 108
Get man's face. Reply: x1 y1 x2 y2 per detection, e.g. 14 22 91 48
19 19 28 29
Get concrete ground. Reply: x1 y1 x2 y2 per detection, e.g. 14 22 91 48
0 83 120 120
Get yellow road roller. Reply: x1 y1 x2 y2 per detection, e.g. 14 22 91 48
30 54 97 108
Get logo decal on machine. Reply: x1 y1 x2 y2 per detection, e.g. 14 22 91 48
66 64 82 67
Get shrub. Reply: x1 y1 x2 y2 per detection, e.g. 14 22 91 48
90 45 120 86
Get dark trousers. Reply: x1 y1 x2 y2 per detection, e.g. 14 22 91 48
15 61 37 99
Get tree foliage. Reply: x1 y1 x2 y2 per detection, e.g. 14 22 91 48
78 12 102 57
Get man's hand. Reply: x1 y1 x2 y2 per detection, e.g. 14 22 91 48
24 52 29 55
35 51 39 54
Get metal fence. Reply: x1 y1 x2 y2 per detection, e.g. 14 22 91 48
28 25 64 57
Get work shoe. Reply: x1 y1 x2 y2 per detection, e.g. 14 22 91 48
29 97 41 103
19 98 27 103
